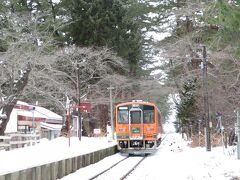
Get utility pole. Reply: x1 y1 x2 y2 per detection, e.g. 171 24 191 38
107 86 115 140
77 64 82 141
202 45 211 151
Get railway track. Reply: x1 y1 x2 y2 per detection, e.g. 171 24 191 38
119 156 147 180
89 134 169 180
88 155 147 180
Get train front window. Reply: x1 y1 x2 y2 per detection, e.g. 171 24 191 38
118 109 129 124
143 110 154 123
143 105 154 123
130 111 141 124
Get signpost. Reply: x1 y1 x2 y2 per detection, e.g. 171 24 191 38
94 129 101 137
78 102 91 113
66 93 91 145
73 102 91 142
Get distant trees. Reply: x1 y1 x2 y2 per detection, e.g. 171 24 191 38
58 0 143 77
0 0 185 135
157 0 240 135
0 5 128 135
0 6 57 134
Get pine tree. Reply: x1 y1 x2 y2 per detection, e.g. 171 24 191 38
176 77 198 138
205 1 240 55
59 0 144 76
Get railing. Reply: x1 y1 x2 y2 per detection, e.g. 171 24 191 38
0 136 11 150
0 133 40 151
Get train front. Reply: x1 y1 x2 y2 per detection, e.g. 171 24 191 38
116 101 162 155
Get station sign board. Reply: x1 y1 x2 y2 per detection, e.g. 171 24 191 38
94 129 101 135
75 102 91 113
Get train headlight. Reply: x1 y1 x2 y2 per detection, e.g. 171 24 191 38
145 140 155 148
119 140 128 148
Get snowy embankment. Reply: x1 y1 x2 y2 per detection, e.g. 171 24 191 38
1 124 240 179
61 133 240 180
0 137 116 175
127 133 240 180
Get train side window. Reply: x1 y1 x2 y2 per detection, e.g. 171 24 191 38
158 113 161 125
118 110 129 124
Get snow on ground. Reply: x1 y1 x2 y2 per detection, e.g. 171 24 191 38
60 132 240 180
0 137 116 175
1 114 240 179
127 133 240 180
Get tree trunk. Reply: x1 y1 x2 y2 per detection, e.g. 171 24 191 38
0 63 31 135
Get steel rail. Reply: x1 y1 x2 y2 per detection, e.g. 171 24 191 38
89 133 169 180
121 134 169 179
120 156 147 180
88 156 129 180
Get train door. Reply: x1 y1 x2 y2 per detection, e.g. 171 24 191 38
129 107 143 141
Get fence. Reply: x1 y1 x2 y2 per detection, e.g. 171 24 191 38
0 133 40 151
0 145 117 180
190 132 228 148
41 129 60 140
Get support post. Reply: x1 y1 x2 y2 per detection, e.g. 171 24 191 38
107 86 114 140
219 116 225 153
77 64 82 141
32 109 35 134
202 45 211 151
68 107 70 147
237 109 240 159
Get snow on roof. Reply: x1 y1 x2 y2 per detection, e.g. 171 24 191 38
16 101 29 106
40 122 62 131
16 101 62 122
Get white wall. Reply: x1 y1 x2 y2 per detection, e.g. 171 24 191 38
5 109 18 133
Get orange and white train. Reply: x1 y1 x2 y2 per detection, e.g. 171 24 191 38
115 100 164 154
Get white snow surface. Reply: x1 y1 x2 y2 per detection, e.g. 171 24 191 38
0 137 116 175
60 133 240 180
0 121 240 179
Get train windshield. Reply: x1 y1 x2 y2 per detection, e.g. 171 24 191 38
130 111 141 124
118 108 129 124
143 105 154 123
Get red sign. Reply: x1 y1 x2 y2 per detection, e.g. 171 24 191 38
18 115 46 122
78 102 91 113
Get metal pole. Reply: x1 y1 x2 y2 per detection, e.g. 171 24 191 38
31 108 36 146
237 109 240 159
31 106 35 134
32 110 35 133
107 86 114 140
68 107 71 147
77 64 82 141
202 45 211 151
219 116 225 153
198 120 201 147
